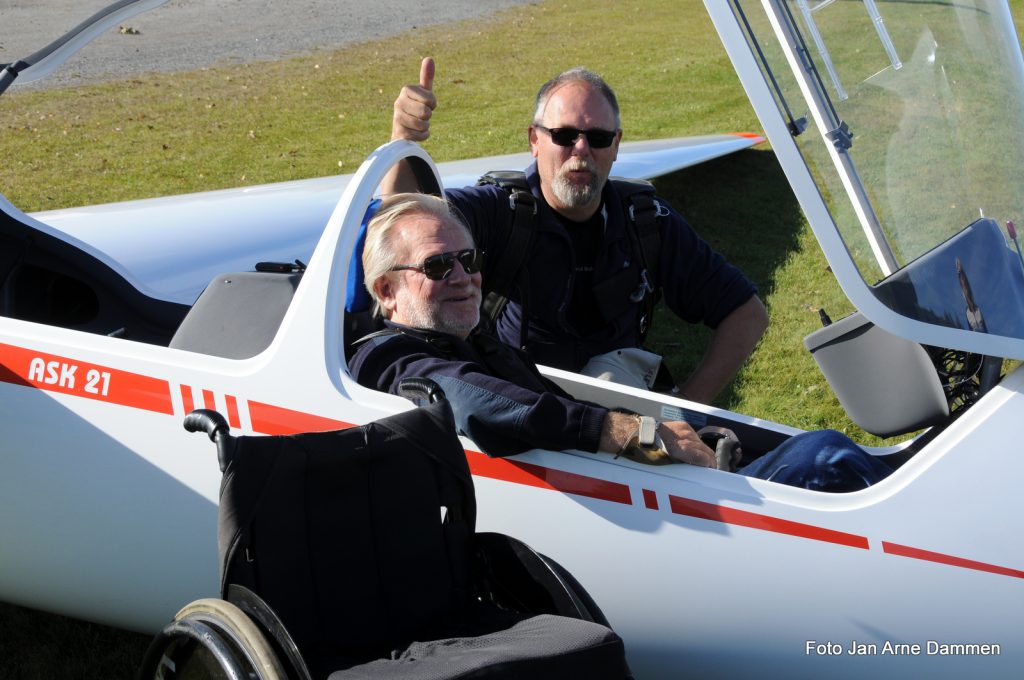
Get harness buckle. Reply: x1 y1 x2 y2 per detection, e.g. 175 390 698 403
629 200 669 221
630 269 654 302
509 190 537 215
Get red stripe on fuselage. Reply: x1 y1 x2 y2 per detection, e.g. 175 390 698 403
180 384 195 414
467 450 633 505
882 541 1024 579
0 343 173 414
669 495 870 549
225 394 241 429
248 400 349 435
3 347 1015 580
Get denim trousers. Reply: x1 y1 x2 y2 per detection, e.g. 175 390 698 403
736 429 892 492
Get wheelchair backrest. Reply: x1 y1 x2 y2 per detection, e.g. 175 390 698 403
216 398 476 668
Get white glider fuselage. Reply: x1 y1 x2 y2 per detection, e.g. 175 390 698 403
2 140 1021 680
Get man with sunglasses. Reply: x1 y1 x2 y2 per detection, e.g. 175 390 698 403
350 193 891 492
384 60 768 403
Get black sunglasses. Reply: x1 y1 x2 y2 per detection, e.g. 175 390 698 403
534 124 618 149
390 248 484 281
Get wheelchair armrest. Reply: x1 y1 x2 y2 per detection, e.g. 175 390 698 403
473 532 611 627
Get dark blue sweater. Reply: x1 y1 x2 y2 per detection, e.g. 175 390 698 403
446 163 757 371
350 323 607 457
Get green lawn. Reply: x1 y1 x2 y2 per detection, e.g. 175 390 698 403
2 0 1023 676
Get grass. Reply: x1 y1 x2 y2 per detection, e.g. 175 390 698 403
0 601 148 679
2 0 1023 676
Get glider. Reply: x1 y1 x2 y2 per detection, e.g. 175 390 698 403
2 1 1023 678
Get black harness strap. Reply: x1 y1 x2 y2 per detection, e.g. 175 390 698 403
475 171 664 348
477 171 536 349
612 177 664 342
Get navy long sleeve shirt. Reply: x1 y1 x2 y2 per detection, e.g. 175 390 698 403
350 323 608 457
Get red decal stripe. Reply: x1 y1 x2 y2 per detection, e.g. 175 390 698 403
243 406 624 506
0 355 30 388
180 385 195 414
1 343 173 414
202 389 215 410
225 394 241 429
883 541 1024 579
642 488 659 510
669 495 869 549
248 400 350 435
467 450 632 505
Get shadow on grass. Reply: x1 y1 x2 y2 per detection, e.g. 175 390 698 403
0 601 150 679
644 147 805 409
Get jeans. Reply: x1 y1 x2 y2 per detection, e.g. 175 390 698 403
737 429 892 492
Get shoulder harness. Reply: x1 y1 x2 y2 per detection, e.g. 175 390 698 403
476 170 667 346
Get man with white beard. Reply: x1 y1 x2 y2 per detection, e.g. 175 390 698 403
383 62 768 402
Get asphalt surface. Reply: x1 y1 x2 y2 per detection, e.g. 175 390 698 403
0 0 533 89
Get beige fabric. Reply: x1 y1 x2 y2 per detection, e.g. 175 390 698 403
580 347 662 390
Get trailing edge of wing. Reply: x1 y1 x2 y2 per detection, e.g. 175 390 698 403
28 133 764 303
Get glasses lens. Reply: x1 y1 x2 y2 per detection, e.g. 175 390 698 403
583 129 616 148
457 249 484 274
543 126 616 149
548 128 581 146
418 249 483 280
420 254 455 280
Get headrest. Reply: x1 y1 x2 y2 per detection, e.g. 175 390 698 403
804 311 949 438
345 198 382 314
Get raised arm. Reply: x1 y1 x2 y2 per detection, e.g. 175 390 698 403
381 57 437 195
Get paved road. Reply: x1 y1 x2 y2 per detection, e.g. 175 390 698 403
0 0 532 88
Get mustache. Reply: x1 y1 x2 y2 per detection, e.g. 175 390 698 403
562 158 597 173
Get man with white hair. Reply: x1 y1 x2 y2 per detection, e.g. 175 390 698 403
350 193 892 491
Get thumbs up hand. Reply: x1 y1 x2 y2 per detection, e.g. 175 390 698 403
392 57 437 142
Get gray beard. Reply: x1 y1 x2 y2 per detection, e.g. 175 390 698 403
403 298 479 338
551 162 603 209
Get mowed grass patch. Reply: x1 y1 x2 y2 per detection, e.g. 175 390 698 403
0 1 756 211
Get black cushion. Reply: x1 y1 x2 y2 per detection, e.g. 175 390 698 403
328 614 627 680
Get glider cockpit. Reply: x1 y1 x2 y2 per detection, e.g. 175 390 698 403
0 198 189 343
711 0 1024 439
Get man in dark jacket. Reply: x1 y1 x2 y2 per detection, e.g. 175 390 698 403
350 193 892 491
382 61 768 402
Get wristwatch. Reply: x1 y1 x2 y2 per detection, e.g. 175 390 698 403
619 415 666 461
635 415 660 449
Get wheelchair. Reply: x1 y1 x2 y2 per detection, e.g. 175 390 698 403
139 378 631 679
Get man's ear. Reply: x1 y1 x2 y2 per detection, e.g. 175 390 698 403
374 275 399 316
528 124 540 158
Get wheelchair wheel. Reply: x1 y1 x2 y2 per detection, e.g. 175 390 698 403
176 599 288 679
139 598 288 680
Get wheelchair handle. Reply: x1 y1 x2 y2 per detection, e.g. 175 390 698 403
184 409 230 442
